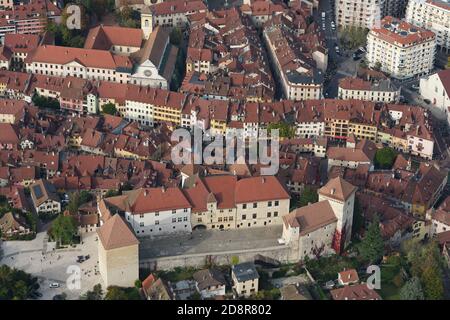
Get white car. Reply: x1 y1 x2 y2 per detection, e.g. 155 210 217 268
49 282 60 289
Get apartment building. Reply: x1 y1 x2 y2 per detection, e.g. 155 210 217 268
367 16 436 80
336 0 407 29
406 0 450 50
232 262 259 297
0 0 61 39
336 0 384 29
0 98 26 123
338 77 400 103
29 179 61 215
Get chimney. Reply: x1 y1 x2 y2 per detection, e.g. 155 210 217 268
331 188 335 195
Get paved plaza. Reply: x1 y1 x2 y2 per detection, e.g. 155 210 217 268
0 232 103 300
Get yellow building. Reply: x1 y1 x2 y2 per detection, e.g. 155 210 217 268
348 123 378 141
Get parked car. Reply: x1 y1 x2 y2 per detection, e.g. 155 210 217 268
49 282 60 289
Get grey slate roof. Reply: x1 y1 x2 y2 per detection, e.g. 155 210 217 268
232 262 259 282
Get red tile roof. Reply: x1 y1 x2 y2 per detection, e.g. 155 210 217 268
27 45 133 70
371 16 435 46
97 214 139 250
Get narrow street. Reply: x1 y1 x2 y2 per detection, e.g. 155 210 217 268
314 0 360 98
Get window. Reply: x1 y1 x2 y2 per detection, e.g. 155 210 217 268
140 214 144 218
155 220 159 225
275 200 279 206
253 203 257 208
172 218 176 223
172 210 176 214
267 212 271 218
274 212 278 217
139 222 144 227
268 201 272 207
252 214 257 219
243 204 247 209
242 215 246 220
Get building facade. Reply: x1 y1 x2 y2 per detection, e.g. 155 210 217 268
367 16 436 80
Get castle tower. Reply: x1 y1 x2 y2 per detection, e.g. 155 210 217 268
97 214 140 288
318 177 357 253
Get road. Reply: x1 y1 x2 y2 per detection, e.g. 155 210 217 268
314 0 359 98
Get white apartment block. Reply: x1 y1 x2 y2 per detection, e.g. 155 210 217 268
336 0 407 29
336 0 384 29
367 16 436 79
406 0 450 50
338 77 401 103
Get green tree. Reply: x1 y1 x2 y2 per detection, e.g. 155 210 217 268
267 123 296 138
403 239 445 296
80 284 103 300
352 198 365 239
0 265 37 300
67 193 81 215
421 264 444 300
116 6 140 28
104 189 120 198
101 103 118 115
374 147 396 169
78 190 93 204
134 279 142 288
50 215 77 245
358 214 384 264
105 286 141 300
32 94 60 109
231 256 239 265
170 27 182 46
298 187 318 207
400 277 424 300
